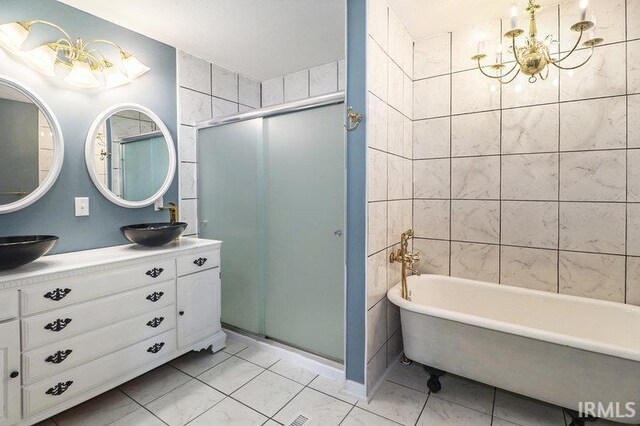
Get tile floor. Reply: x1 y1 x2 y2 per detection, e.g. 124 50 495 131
38 336 626 426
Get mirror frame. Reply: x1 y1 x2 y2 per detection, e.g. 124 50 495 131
85 103 177 209
0 75 65 214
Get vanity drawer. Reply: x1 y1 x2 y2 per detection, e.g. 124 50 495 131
23 329 176 417
22 304 176 384
177 248 220 276
21 259 176 316
22 280 175 350
0 289 18 322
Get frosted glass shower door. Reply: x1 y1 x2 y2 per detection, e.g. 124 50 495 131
263 104 345 361
198 103 345 361
198 119 263 334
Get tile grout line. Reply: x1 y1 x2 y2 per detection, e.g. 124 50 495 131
490 387 497 426
337 405 356 426
557 3 562 295
413 92 637 121
449 30 453 276
498 16 504 285
413 236 631 258
625 0 629 304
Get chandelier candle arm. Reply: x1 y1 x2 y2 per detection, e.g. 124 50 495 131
549 46 595 70
475 59 519 81
548 30 583 64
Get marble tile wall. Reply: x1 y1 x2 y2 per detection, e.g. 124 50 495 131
261 60 346 107
366 0 414 393
177 51 261 236
412 0 640 305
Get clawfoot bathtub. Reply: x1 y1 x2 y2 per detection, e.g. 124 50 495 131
387 275 640 424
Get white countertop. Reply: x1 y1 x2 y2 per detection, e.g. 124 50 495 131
0 237 222 286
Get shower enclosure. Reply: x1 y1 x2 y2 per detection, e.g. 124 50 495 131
197 93 346 362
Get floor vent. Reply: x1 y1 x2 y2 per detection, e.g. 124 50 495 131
288 413 311 426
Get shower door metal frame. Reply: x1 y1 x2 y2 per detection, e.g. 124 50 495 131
195 91 345 130
194 91 348 364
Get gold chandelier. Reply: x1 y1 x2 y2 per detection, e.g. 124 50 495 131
0 20 150 90
471 0 603 84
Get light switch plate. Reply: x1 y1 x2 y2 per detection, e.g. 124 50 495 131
75 197 89 217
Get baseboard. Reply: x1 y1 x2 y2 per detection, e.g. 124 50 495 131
223 328 345 381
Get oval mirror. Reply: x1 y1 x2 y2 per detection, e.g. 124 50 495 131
0 75 64 214
85 104 176 208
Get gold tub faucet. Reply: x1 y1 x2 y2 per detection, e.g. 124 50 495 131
389 229 421 300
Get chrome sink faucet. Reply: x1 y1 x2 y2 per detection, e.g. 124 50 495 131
389 229 421 300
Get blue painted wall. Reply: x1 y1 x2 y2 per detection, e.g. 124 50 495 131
0 0 177 254
345 0 367 385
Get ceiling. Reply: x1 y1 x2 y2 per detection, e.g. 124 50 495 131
57 0 345 81
386 0 559 40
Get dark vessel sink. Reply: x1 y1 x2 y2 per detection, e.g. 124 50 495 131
120 222 188 247
0 235 59 270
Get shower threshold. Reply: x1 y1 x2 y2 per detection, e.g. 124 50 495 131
222 323 345 379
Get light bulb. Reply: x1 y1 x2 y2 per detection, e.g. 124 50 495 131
65 59 100 89
579 0 589 21
510 5 518 29
21 44 58 77
0 22 30 53
103 63 130 89
120 53 150 79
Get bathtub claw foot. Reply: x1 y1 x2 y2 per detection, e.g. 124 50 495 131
565 409 597 426
423 366 446 393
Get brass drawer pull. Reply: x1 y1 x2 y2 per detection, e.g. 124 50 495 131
147 342 165 354
146 317 165 328
146 292 164 302
193 257 208 267
44 318 72 332
43 288 72 301
146 268 164 278
45 349 73 364
46 381 73 396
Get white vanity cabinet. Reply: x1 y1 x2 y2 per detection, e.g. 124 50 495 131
177 269 222 348
0 238 225 426
0 320 20 426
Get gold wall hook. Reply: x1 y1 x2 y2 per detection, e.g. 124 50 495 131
344 106 362 131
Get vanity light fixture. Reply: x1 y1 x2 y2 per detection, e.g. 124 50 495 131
0 20 150 90
471 0 603 84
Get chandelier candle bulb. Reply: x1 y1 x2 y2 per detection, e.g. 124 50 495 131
511 5 518 29
579 0 589 21
477 40 485 55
